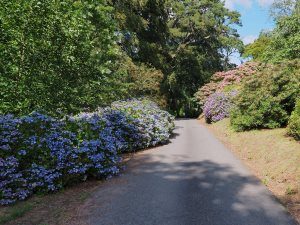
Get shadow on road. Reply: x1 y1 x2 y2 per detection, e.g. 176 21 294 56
124 157 294 225
71 123 297 225
75 157 297 225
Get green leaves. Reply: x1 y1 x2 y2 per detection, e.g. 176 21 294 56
288 99 300 140
164 0 242 116
0 0 124 116
244 1 300 62
0 0 246 117
230 60 300 131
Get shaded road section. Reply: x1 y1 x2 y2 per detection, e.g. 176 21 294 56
75 120 297 225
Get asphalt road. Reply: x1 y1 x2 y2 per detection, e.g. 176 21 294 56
77 120 297 225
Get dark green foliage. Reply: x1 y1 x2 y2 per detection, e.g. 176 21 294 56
0 0 126 116
164 0 243 117
111 0 169 71
110 0 243 117
288 99 300 140
0 0 244 118
230 60 300 131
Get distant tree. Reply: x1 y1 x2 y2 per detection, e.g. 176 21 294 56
242 32 272 61
164 0 242 116
243 0 299 63
264 1 300 62
270 0 298 21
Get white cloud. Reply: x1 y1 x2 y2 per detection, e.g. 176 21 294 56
225 0 274 9
257 0 274 7
242 35 258 45
225 0 252 10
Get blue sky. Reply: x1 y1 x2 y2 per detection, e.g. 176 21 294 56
225 0 276 64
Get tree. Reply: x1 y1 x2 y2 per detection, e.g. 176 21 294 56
110 0 243 117
242 31 272 61
243 1 299 63
0 0 127 115
110 0 170 70
270 0 298 21
164 0 242 116
109 0 170 106
264 2 300 62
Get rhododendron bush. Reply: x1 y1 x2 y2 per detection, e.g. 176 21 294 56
288 99 300 140
231 60 300 131
203 91 237 123
0 100 175 205
195 62 259 106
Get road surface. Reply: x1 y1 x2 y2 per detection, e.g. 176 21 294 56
75 120 297 225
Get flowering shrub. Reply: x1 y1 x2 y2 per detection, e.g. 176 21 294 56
111 99 175 148
195 62 259 106
231 60 300 131
0 100 174 205
203 91 237 123
288 99 300 140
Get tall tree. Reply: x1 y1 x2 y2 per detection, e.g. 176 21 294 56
110 0 243 117
242 31 272 61
263 0 300 62
164 0 242 116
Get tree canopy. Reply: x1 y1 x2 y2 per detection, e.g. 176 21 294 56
110 0 243 116
243 0 299 63
0 0 243 117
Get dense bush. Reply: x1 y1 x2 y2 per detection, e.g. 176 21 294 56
0 100 175 205
112 99 175 147
116 57 167 108
203 91 237 123
288 99 300 140
0 0 131 116
231 60 300 131
195 62 259 106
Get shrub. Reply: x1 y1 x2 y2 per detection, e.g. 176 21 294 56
0 112 120 205
111 99 175 147
0 100 175 205
203 91 237 123
288 99 300 140
230 60 300 131
195 62 259 106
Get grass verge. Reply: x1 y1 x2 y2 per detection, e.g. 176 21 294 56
201 118 300 223
0 180 102 225
0 202 33 225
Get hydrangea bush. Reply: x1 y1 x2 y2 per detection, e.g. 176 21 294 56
0 100 175 205
111 99 175 148
203 91 237 123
